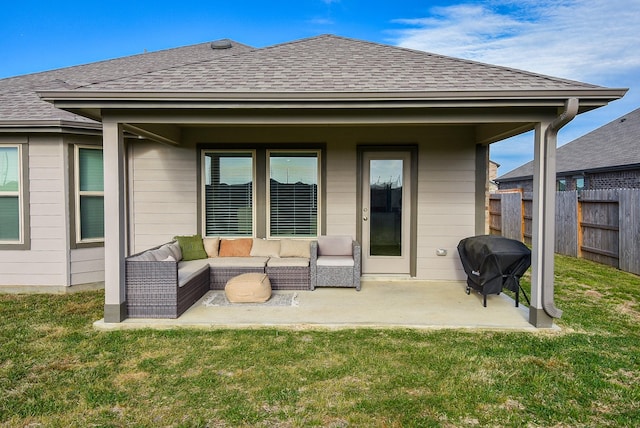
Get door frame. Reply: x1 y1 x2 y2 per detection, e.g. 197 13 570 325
357 145 418 277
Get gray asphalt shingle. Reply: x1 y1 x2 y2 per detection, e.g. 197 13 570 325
0 34 607 125
84 35 601 92
0 40 252 123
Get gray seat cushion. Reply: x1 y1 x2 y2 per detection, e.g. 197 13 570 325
208 257 269 268
177 259 210 287
317 255 354 267
266 257 309 268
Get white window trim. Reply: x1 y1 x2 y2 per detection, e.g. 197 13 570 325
266 149 322 239
0 144 23 244
74 145 104 244
201 149 257 238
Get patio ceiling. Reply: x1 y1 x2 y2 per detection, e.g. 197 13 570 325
38 88 626 147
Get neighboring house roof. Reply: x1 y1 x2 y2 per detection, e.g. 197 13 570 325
497 107 640 181
0 40 252 128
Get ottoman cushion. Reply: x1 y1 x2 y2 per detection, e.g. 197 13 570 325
225 273 272 303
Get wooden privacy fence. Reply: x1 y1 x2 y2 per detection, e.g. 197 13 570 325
489 189 640 275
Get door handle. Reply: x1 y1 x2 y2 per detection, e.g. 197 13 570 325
363 216 368 221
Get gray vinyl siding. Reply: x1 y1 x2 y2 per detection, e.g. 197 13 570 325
415 129 476 281
0 137 70 287
325 144 357 237
130 142 199 253
70 247 105 285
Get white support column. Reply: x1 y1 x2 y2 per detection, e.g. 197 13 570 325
529 121 555 328
103 120 127 322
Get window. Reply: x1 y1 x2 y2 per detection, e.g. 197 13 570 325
75 146 104 242
557 178 567 191
575 177 585 191
268 151 319 237
0 145 22 243
201 148 322 239
203 151 255 237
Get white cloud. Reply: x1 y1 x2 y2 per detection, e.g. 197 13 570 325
392 0 640 176
393 0 640 83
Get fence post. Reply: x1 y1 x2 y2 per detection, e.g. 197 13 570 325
521 191 526 242
619 189 640 275
577 196 583 259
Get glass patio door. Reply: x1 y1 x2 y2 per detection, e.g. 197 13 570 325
361 151 411 275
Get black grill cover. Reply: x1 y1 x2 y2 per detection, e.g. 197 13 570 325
457 235 531 296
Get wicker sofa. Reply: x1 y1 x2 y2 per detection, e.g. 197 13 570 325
125 238 314 318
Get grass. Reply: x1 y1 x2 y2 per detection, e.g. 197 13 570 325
1 254 639 427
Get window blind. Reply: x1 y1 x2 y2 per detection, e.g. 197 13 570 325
269 153 318 237
0 196 19 241
0 146 20 241
77 147 104 241
204 152 253 236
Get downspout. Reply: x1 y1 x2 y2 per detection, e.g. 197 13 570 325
542 98 579 318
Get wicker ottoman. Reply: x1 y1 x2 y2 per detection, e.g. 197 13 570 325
225 273 272 303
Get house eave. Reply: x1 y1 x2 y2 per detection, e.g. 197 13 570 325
0 119 103 135
39 88 628 113
497 163 640 183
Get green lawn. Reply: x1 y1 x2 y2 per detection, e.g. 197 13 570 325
1 254 639 427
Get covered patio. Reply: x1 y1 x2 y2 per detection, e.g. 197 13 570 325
40 35 626 329
93 280 538 331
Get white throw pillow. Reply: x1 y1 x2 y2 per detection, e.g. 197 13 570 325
203 237 220 258
250 238 281 258
279 239 311 258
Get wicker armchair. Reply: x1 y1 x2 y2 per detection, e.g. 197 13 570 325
310 236 361 291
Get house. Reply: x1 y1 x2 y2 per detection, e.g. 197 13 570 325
489 160 500 193
0 40 253 290
496 107 640 191
1 35 626 327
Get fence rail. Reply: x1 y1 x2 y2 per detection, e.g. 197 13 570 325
489 189 640 275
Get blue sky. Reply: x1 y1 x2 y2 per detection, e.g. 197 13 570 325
2 0 639 175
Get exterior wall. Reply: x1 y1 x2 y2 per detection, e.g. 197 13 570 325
129 125 478 281
415 128 476 281
584 169 640 190
324 144 357 237
488 160 499 192
0 134 106 290
497 179 533 192
498 168 640 193
130 142 199 253
70 247 104 285
0 136 69 287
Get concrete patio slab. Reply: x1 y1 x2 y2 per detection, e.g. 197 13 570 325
94 280 551 331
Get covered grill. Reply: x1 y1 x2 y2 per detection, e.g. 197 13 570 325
457 235 531 307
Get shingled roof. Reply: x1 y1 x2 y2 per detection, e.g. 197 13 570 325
0 39 252 126
497 107 640 181
2 34 626 132
80 34 601 93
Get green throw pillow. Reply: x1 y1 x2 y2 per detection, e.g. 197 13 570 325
174 235 207 261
